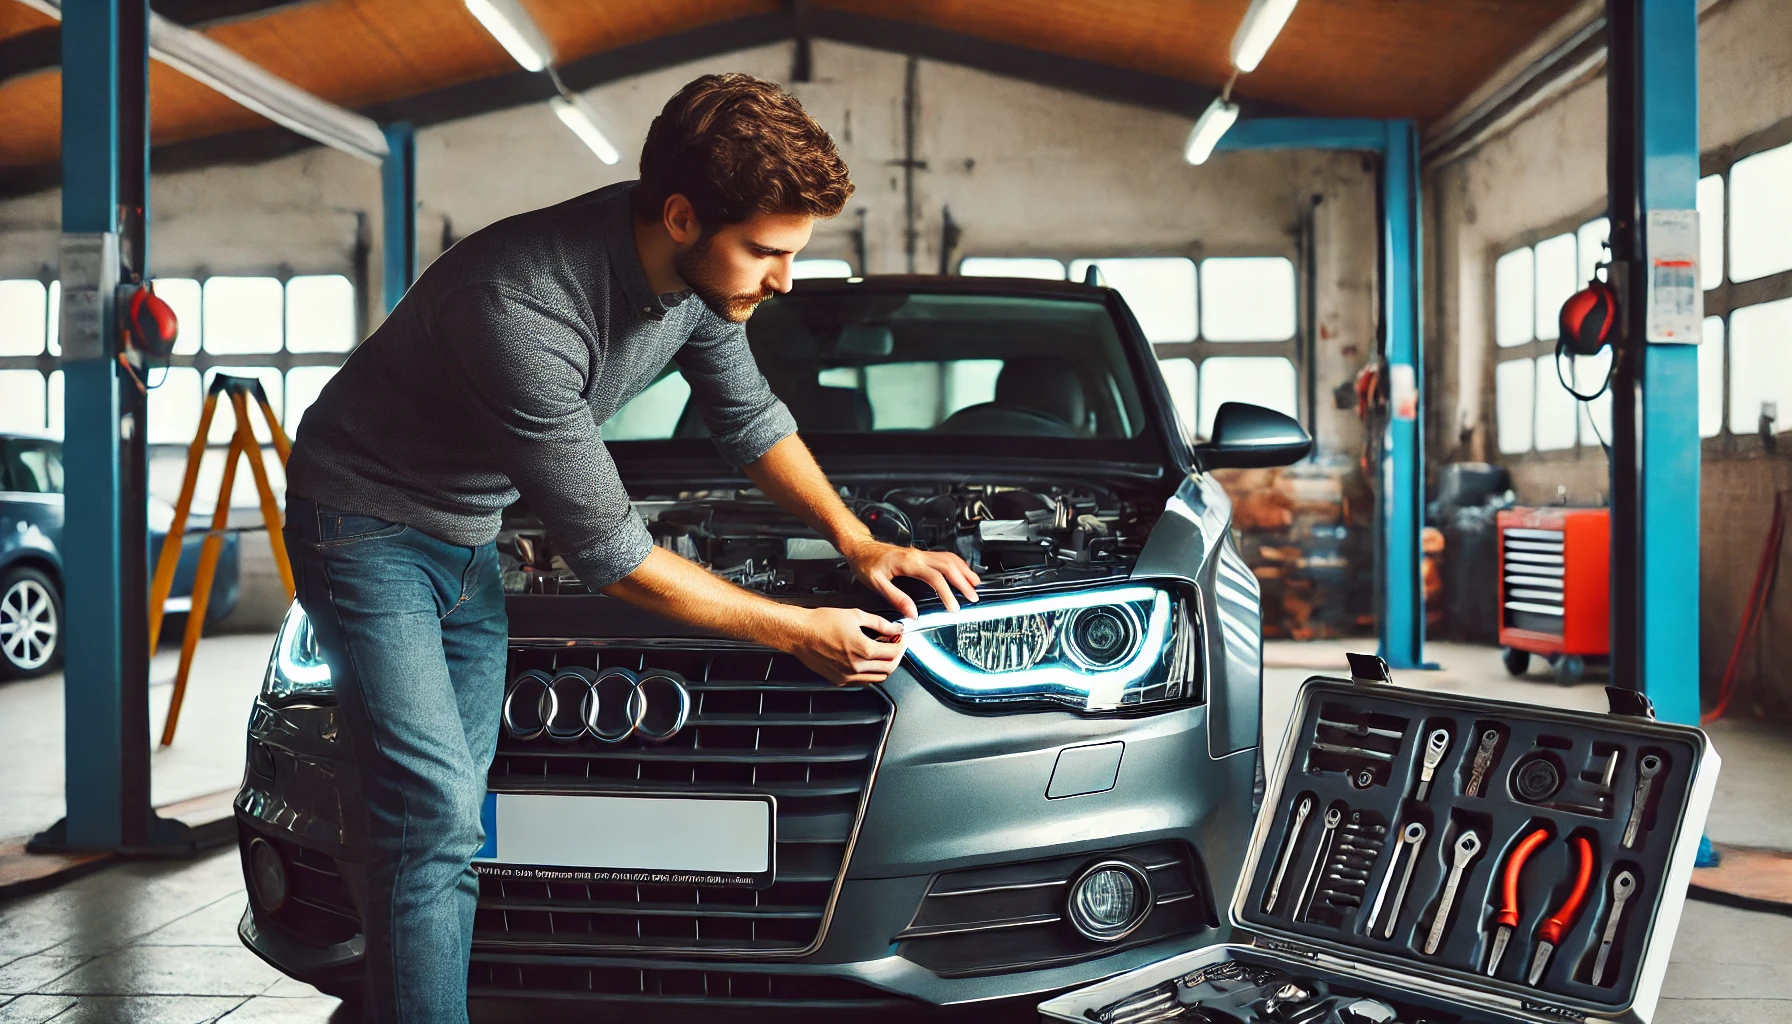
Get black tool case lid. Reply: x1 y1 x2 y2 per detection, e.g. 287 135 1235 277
1225 670 1719 1024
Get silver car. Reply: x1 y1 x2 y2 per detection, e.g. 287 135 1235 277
234 275 1312 1017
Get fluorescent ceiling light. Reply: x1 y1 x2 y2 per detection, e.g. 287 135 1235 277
552 94 622 165
1230 0 1300 73
1184 97 1240 165
465 0 553 72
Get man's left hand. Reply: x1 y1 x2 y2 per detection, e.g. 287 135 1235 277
846 541 981 619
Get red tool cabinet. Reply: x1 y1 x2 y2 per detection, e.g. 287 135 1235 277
1496 506 1609 684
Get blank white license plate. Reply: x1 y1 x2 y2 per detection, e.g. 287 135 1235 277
473 792 776 888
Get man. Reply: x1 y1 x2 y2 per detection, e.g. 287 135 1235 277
283 73 979 1022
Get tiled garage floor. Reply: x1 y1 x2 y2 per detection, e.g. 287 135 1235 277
1 640 1787 1023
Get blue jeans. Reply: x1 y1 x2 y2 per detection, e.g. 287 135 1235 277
285 496 508 1024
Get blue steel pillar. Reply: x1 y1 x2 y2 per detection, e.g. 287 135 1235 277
1607 0 1702 724
1216 118 1430 669
381 122 417 313
33 0 189 854
1377 120 1427 669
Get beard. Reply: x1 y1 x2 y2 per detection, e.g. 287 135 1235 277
674 235 774 323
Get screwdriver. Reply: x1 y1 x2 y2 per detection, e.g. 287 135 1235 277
1528 835 1595 986
1485 826 1551 976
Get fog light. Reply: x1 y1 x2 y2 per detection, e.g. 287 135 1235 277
1067 859 1152 942
248 838 288 914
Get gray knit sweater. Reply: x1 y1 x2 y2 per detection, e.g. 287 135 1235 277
285 181 797 587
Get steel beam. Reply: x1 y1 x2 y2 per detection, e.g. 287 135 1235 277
1606 0 1701 724
31 0 191 855
1212 117 1430 669
381 121 417 313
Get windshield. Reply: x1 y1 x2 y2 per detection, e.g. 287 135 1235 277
603 289 1150 442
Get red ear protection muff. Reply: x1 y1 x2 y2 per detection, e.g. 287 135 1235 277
124 283 179 359
1559 279 1617 356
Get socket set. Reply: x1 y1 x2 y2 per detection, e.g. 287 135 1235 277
1043 657 1719 1024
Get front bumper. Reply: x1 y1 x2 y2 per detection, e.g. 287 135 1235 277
236 663 1256 1012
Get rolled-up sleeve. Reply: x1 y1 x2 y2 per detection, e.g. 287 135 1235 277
674 318 798 466
436 283 652 588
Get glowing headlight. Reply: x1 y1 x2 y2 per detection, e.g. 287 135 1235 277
904 584 1201 712
261 602 334 704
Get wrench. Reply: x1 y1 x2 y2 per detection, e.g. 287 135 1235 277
1424 829 1483 954
1465 729 1500 798
1591 870 1639 986
1318 718 1407 741
1264 795 1313 913
1415 728 1452 800
1368 821 1425 938
1314 741 1396 762
1622 754 1663 848
1296 807 1344 921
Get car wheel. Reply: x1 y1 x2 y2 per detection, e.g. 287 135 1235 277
0 566 63 680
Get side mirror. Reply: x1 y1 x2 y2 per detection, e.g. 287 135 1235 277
1194 402 1313 469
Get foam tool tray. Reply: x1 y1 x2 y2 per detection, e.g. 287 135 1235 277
1040 656 1719 1024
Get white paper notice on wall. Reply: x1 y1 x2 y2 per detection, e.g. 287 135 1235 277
1390 364 1418 421
1646 208 1701 343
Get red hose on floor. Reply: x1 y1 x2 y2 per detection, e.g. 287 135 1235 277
1704 492 1785 724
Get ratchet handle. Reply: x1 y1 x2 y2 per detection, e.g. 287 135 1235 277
1538 836 1595 944
1497 828 1552 928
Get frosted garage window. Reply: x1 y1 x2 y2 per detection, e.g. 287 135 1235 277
147 368 204 445
47 370 62 436
1729 141 1792 283
1572 347 1613 447
601 369 691 440
1070 258 1196 342
1533 354 1578 450
1197 356 1296 438
152 278 203 356
285 275 356 353
1577 218 1609 285
285 366 339 437
204 366 284 443
1200 257 1295 341
942 359 1002 416
865 362 943 429
1495 358 1535 453
0 371 46 432
1700 316 1725 438
1697 174 1724 290
1495 248 1534 347
959 257 1066 280
1533 234 1577 342
46 281 60 357
203 277 283 354
0 280 47 356
1728 297 1792 435
1156 356 1197 439
792 259 853 280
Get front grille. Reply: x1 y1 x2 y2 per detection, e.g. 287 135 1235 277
1501 527 1566 634
477 644 893 957
895 841 1215 976
468 960 917 1011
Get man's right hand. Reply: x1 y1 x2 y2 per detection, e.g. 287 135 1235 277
786 607 906 685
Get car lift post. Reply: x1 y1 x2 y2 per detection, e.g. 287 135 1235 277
32 0 193 855
1607 0 1701 724
1216 119 1431 670
382 121 418 313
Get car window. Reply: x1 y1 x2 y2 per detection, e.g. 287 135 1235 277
4 440 63 494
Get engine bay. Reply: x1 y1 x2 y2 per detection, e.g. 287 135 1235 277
498 480 1160 601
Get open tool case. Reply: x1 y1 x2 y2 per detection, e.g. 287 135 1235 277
1040 657 1720 1024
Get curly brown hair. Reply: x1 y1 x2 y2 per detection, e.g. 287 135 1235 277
633 73 854 228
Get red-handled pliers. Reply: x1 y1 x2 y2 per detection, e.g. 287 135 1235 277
1527 835 1595 986
1485 827 1550 976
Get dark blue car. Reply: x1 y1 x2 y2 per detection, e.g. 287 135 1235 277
0 432 240 680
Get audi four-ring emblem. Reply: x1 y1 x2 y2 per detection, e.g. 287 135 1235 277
502 666 691 743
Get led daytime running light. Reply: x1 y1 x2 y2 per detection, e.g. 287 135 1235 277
276 606 330 685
